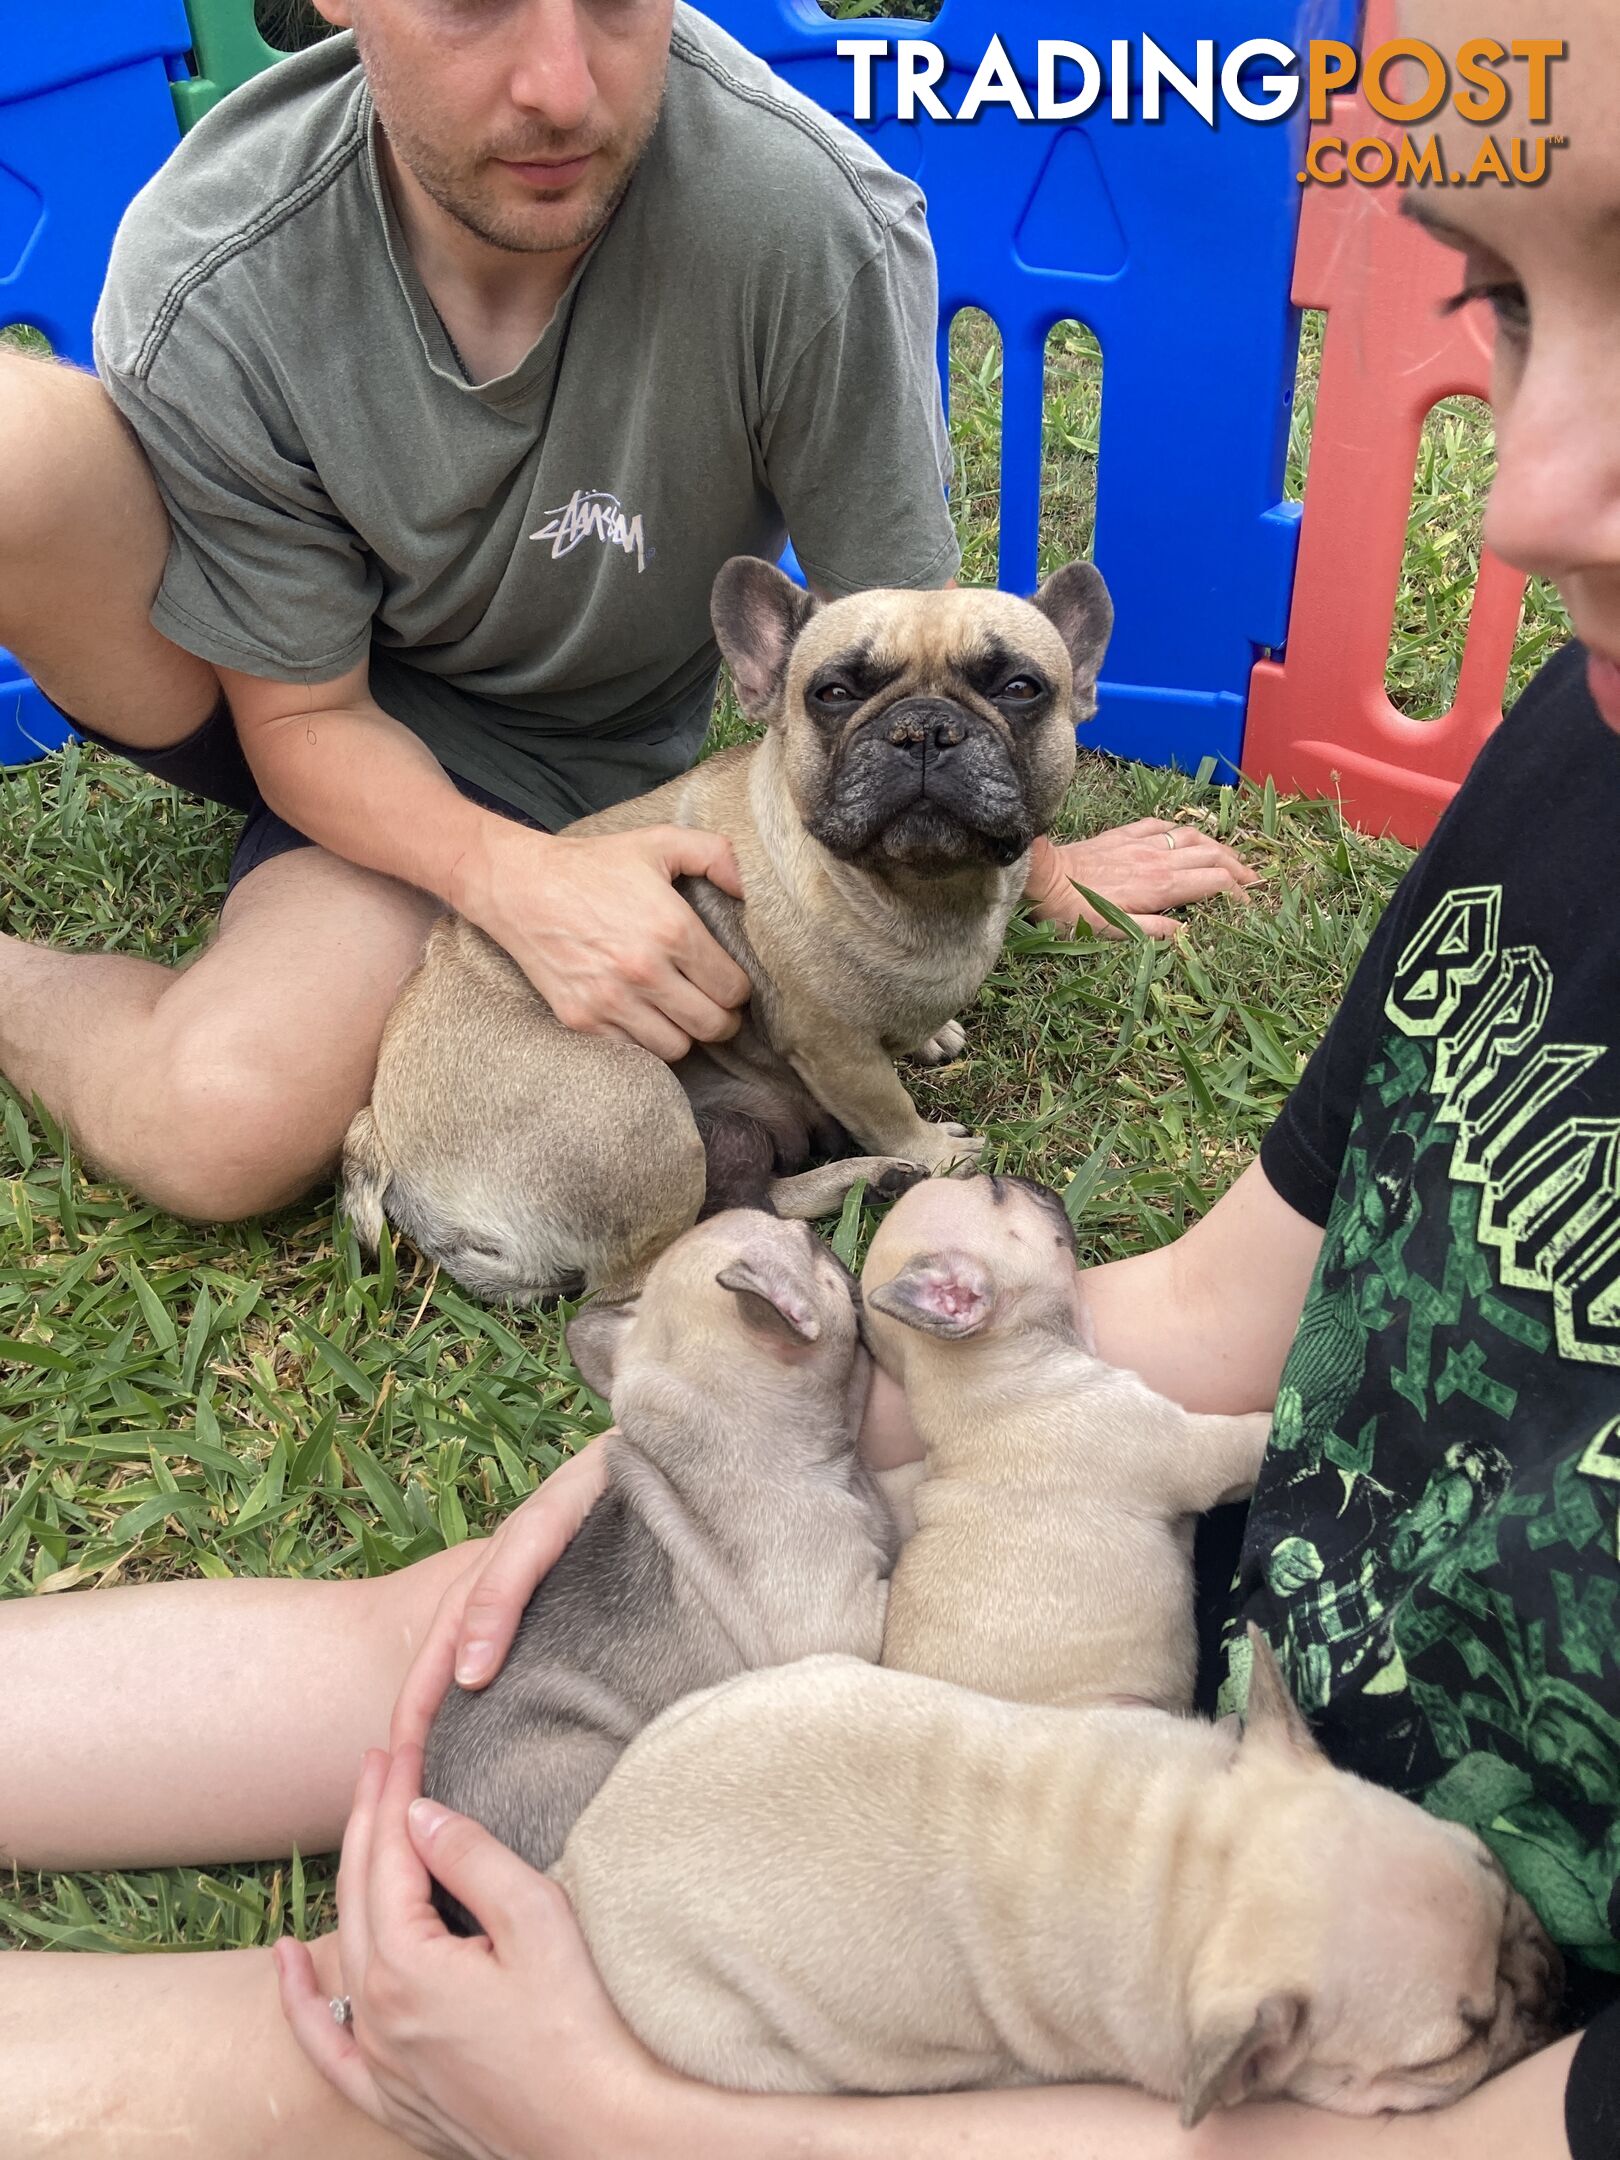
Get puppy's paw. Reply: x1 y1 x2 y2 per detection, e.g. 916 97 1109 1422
869 1160 932 1201
913 1019 968 1068
918 1123 985 1175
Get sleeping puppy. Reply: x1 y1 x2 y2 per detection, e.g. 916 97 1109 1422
423 1208 895 1928
553 1643 1561 2106
862 1172 1273 1709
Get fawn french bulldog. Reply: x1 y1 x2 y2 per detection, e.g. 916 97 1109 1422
554 1644 1561 2108
343 557 1112 1302
862 1172 1272 1709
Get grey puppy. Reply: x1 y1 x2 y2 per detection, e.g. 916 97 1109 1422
862 1172 1273 1710
423 1207 895 1930
342 556 1112 1304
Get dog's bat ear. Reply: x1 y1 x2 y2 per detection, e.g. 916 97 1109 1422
865 1252 994 1340
1029 561 1113 705
565 1300 638 1399
1180 1992 1309 2127
1240 1623 1324 1763
711 556 819 717
716 1255 822 1345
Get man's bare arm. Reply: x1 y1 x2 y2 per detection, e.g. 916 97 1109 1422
216 661 750 1059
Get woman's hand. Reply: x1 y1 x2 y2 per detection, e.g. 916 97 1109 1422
391 1437 613 1756
276 1746 696 2160
1025 822 1258 939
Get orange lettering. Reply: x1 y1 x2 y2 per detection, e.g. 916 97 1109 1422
1308 40 1358 122
1511 39 1564 124
1453 38 1508 124
1363 39 1449 125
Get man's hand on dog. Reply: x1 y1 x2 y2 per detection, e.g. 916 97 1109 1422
470 823 751 1060
1025 822 1258 939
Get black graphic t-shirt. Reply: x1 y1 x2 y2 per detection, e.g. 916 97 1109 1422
1220 644 1620 2051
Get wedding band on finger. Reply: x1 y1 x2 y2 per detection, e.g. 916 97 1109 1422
1164 831 1178 852
329 1995 354 2028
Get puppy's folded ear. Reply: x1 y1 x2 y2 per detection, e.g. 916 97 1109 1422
1180 1991 1309 2127
1030 561 1113 704
865 1252 994 1339
711 556 819 717
716 1255 822 1345
1240 1623 1325 1765
566 1301 639 1399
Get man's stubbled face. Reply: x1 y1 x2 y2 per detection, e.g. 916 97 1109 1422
328 0 673 256
1399 1 1620 730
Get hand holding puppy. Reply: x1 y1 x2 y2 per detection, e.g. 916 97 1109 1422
389 1435 613 1762
275 1745 692 2160
456 819 752 1062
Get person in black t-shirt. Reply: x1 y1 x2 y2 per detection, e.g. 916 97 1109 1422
3 3 1618 2156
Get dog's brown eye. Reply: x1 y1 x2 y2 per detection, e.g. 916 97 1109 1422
996 677 1045 704
812 682 858 707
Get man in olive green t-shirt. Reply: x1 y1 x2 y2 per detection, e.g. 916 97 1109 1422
0 0 1251 1224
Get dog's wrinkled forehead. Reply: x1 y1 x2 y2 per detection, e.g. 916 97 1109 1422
788 587 1074 694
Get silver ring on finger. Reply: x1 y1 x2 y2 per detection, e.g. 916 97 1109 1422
329 1995 354 2028
1164 831 1178 852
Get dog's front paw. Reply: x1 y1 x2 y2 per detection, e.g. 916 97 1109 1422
913 1019 968 1068
915 1122 985 1175
868 1159 932 1201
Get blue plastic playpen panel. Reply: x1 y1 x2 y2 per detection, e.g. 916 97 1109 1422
0 0 1361 778
701 0 1357 775
0 0 192 759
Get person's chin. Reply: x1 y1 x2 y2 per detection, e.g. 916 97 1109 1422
504 164 627 251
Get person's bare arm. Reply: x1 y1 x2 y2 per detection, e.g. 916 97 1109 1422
689 2029 1580 2158
1080 1156 1322 1411
216 660 750 1059
860 1159 1319 1469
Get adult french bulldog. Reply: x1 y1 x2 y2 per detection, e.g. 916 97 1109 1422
862 1173 1273 1710
423 1209 895 1930
341 556 1112 1303
553 1643 1561 2108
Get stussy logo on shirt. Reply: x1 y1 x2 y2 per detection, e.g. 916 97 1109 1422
531 489 648 572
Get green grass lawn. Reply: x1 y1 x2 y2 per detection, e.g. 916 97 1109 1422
0 280 1569 1954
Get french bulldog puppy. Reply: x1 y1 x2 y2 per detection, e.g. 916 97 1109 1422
423 1209 895 1929
861 1172 1273 1710
554 1641 1561 2108
342 556 1113 1303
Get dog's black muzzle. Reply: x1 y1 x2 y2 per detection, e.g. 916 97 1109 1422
806 697 1033 872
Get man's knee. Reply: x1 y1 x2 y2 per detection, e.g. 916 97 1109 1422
143 1027 357 1223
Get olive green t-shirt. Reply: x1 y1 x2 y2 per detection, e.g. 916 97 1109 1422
92 8 958 827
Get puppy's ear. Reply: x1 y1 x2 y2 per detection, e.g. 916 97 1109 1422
1181 1992 1309 2127
711 556 819 717
1240 1624 1324 1764
566 1301 638 1398
1030 561 1113 704
716 1255 822 1345
865 1252 994 1340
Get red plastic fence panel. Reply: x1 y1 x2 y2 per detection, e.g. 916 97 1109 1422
1243 31 1529 847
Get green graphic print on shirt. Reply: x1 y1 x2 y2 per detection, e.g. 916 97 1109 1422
1221 884 1620 1980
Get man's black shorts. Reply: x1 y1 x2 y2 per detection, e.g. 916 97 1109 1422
58 698 549 896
